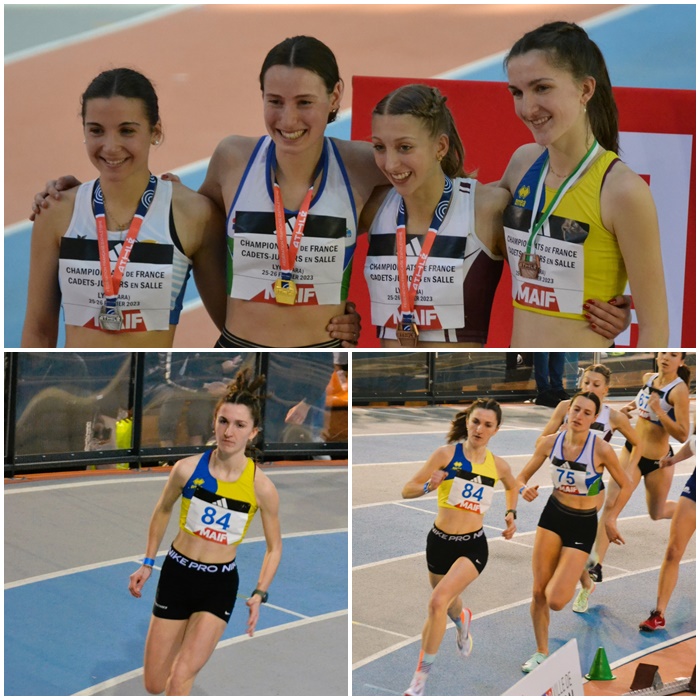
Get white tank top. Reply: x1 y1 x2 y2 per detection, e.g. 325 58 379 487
549 430 603 496
58 178 192 331
635 373 684 425
365 178 502 343
226 136 357 306
565 403 613 442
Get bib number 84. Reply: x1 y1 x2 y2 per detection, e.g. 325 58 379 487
461 482 484 501
202 506 231 530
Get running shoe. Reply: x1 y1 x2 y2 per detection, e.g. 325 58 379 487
639 610 666 632
588 562 603 582
404 670 428 696
456 607 473 658
521 652 548 673
572 583 595 613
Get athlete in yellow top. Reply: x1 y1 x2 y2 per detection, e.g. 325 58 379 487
401 399 518 696
500 21 668 347
128 369 281 695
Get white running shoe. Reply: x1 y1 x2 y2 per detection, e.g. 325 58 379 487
521 651 548 673
572 583 595 613
404 670 428 696
456 607 473 658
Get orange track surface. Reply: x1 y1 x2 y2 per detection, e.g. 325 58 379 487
6 4 619 347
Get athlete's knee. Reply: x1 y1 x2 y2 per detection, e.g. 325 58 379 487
144 674 166 695
166 659 201 695
664 539 685 564
427 589 451 617
648 506 667 521
547 593 568 612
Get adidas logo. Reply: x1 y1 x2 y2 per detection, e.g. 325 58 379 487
471 475 483 484
212 498 227 508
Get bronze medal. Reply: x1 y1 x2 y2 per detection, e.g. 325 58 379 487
274 277 297 305
518 253 541 279
396 322 419 347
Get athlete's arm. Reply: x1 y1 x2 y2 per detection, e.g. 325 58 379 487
474 183 509 257
597 439 633 545
173 183 227 331
401 445 452 499
21 193 74 347
540 400 570 439
247 470 282 636
516 434 555 500
494 455 518 539
601 163 669 346
128 459 191 598
661 428 696 468
649 382 690 443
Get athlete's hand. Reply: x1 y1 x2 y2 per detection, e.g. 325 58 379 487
327 301 361 347
659 454 676 469
30 176 81 221
160 172 181 183
128 565 152 598
502 514 516 540
285 400 310 425
647 392 662 415
583 295 631 340
427 469 448 491
605 518 625 546
246 595 262 637
521 484 539 502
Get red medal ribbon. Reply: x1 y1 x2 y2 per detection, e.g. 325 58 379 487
273 183 314 279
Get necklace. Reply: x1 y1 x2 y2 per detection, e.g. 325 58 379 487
103 201 135 231
548 164 571 179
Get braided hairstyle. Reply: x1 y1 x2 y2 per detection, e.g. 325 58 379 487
446 398 503 443
213 368 266 458
505 21 619 154
373 84 467 178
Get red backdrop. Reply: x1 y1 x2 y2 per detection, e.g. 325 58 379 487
349 76 695 348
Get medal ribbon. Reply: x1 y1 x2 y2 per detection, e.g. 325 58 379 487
93 174 158 304
525 141 599 256
396 176 453 323
271 150 324 281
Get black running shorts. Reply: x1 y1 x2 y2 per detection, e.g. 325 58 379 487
152 546 239 623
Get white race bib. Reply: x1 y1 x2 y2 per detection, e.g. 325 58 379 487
446 471 495 514
185 487 251 545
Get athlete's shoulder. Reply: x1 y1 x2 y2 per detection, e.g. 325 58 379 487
171 452 203 484
211 135 262 167
475 181 510 213
501 143 545 192
331 137 385 187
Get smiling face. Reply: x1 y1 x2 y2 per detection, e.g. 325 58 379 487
506 49 594 149
371 113 448 197
567 395 598 431
83 96 159 182
262 65 341 155
214 402 259 456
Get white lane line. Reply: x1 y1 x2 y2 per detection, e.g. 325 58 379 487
5 529 347 589
352 620 411 639
74 610 347 696
5 5 192 64
352 560 695 669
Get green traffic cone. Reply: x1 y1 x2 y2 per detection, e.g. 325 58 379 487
585 646 616 681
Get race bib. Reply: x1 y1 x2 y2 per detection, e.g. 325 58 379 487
550 458 600 496
185 487 251 545
446 470 495 514
504 222 586 316
635 386 659 422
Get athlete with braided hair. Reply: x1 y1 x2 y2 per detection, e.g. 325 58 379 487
128 368 282 695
